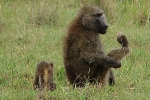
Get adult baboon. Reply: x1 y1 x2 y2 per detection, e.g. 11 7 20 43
33 61 56 91
63 5 128 88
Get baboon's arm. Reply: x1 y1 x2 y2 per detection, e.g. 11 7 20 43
80 51 121 68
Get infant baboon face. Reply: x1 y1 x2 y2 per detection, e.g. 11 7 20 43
80 5 108 34
42 62 53 84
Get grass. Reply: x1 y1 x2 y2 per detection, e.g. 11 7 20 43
0 0 150 99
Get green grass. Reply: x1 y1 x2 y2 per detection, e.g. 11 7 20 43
0 0 150 99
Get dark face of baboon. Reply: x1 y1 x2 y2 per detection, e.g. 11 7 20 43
80 5 108 34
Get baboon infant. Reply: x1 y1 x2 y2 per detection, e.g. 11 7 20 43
63 5 130 88
33 61 56 91
107 33 130 86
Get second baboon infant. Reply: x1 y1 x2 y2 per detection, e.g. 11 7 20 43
33 61 56 91
106 33 130 86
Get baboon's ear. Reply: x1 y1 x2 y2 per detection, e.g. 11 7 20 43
50 62 53 68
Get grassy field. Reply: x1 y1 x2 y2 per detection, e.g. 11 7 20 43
0 0 150 99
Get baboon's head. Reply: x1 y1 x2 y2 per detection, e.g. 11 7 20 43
37 62 53 75
79 5 108 34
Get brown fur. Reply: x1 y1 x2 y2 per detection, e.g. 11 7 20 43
108 33 130 60
107 33 130 86
63 5 122 88
33 61 56 91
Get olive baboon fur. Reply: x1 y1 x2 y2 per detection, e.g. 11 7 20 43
107 33 130 86
108 33 130 60
63 5 126 88
33 61 56 91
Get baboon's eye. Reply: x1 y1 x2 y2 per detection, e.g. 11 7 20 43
93 13 103 17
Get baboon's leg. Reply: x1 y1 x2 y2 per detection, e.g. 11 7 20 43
33 75 45 90
90 67 109 86
40 76 45 90
108 69 115 86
